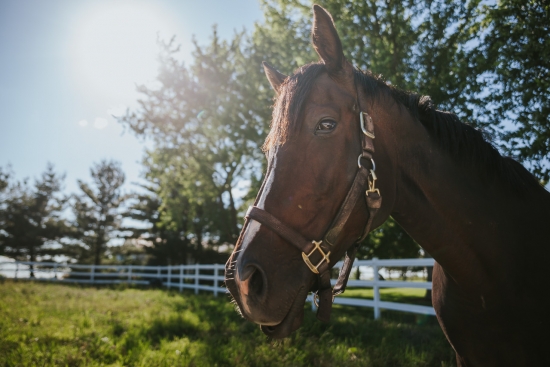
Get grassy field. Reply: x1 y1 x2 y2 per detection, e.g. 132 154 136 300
0 280 455 366
343 287 433 306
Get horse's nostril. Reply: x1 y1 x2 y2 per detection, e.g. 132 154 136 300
249 267 264 296
239 264 267 299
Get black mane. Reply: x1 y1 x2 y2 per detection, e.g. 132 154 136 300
264 63 541 193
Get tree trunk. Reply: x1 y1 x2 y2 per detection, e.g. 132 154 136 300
217 192 231 241
227 186 239 240
94 229 103 266
193 206 203 263
29 246 35 278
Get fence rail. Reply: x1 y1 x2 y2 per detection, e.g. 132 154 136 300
0 258 435 319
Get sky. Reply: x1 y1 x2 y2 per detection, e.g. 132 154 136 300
0 0 262 194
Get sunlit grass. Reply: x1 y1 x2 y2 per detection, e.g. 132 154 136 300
0 280 454 366
343 287 432 306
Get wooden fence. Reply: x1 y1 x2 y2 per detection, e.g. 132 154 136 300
0 258 435 319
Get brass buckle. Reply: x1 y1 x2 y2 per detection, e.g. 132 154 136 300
366 169 380 196
302 240 331 274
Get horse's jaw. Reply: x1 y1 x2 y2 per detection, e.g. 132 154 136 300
260 286 309 339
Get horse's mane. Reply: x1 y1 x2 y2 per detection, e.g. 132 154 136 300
264 62 541 193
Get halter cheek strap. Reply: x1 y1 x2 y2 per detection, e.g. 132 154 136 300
245 89 382 322
313 106 382 322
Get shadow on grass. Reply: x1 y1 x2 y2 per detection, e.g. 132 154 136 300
129 288 454 366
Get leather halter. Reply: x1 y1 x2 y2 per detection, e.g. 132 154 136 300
244 83 382 322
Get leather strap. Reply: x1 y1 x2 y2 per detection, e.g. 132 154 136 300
323 160 372 247
332 191 381 296
245 206 330 275
315 82 381 321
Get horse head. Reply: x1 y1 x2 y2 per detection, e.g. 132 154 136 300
225 5 396 338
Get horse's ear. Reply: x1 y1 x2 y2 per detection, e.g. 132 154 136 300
262 61 287 94
312 5 349 74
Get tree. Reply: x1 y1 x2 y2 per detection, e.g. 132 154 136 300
67 160 128 265
475 0 550 181
0 164 67 276
0 166 9 193
260 0 483 119
119 30 275 260
122 183 191 265
120 0 549 266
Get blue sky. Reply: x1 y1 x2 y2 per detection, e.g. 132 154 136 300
0 0 262 194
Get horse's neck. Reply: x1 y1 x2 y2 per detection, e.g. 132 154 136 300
387 108 550 293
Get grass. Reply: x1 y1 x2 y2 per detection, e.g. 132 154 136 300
343 288 433 306
0 280 455 366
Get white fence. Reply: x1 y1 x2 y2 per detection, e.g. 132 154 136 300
0 258 435 319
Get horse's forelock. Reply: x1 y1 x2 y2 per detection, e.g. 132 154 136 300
263 63 326 152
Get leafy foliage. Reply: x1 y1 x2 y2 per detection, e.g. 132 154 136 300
119 33 269 257
476 0 550 180
359 217 421 260
0 166 10 193
0 164 68 270
123 184 195 265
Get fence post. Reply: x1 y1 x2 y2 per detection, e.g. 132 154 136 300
53 263 58 281
179 265 183 292
128 265 132 283
90 265 95 283
213 265 218 297
157 266 161 286
14 262 18 279
373 257 380 319
167 265 171 289
194 263 199 295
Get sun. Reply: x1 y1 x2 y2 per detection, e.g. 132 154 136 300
70 1 181 102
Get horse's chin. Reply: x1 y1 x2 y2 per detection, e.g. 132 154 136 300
260 287 308 339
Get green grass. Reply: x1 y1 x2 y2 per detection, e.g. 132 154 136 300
343 288 433 306
0 280 455 366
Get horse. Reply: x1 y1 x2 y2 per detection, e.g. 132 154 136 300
225 5 550 366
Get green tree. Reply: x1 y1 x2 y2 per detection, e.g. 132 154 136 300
121 0 549 265
122 183 192 265
259 0 483 119
0 166 9 193
0 164 67 275
358 217 421 260
66 160 129 265
119 31 275 260
476 0 550 180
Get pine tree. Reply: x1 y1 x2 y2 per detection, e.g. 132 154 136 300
0 164 67 276
66 160 129 265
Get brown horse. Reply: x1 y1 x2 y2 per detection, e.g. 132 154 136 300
225 5 550 366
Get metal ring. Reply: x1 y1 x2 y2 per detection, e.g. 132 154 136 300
357 155 376 172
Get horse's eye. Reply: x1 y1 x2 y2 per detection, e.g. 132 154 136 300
316 119 337 133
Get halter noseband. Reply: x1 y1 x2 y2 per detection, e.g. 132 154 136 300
242 83 382 322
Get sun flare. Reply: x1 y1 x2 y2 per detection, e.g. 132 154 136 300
70 1 181 101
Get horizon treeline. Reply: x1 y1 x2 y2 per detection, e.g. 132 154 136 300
1 0 548 267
